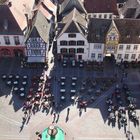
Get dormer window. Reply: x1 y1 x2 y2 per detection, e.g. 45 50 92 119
68 34 76 38
126 35 130 38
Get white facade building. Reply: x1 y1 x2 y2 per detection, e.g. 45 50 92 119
25 11 51 63
57 33 88 60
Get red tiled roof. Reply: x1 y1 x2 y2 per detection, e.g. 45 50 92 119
43 0 57 15
38 3 52 20
10 0 34 30
84 0 118 15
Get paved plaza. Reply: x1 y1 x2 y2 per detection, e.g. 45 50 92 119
0 56 140 140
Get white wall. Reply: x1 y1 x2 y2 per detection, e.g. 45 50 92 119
88 13 113 19
0 35 24 46
89 43 104 61
26 37 48 63
57 33 89 61
116 44 140 62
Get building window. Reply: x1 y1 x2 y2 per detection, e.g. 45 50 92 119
60 41 67 46
134 45 138 50
60 48 67 53
131 54 136 59
77 40 85 46
31 49 41 56
98 54 102 59
138 54 140 59
124 54 129 59
104 14 107 18
14 36 20 45
126 45 131 50
94 44 102 49
99 14 102 18
69 41 76 46
117 54 122 59
68 34 76 38
93 15 96 18
77 48 84 53
119 45 123 50
91 53 95 58
4 36 10 45
69 48 76 53
109 14 112 19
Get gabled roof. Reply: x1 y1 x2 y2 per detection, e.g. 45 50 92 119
88 18 140 44
88 18 111 43
10 0 34 31
25 11 51 43
114 19 140 43
38 3 52 20
43 0 57 15
107 20 119 35
57 8 87 38
121 0 140 18
60 0 87 15
0 4 23 35
84 0 118 15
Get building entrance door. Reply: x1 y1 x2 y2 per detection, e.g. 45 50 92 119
78 55 82 60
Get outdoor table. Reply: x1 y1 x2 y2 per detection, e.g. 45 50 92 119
96 89 101 95
72 77 77 81
71 96 75 100
61 96 65 100
60 89 65 93
38 88 42 92
2 74 6 79
14 87 18 91
88 89 92 92
20 92 25 97
44 88 49 92
20 88 25 91
23 75 28 79
40 76 44 80
80 87 85 91
13 81 18 85
70 90 76 94
71 82 76 86
39 83 42 86
35 101 40 106
7 81 12 85
60 77 66 80
108 108 112 112
61 82 65 86
27 94 32 99
48 76 52 80
9 75 13 79
15 75 20 79
22 81 27 86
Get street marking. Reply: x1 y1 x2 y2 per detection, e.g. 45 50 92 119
76 138 129 140
0 135 29 140
0 113 27 127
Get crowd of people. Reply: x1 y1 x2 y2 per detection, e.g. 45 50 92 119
21 73 54 125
